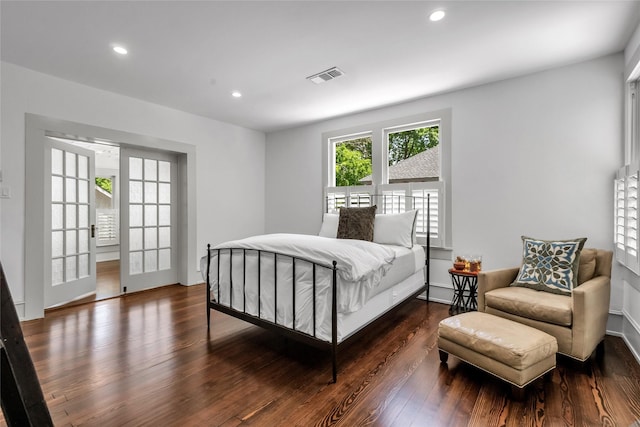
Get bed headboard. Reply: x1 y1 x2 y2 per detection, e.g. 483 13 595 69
324 192 432 289
324 193 432 244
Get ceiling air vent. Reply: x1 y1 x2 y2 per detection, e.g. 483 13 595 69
306 67 345 84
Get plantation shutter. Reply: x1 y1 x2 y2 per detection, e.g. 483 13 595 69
615 165 640 273
378 182 443 247
96 209 119 246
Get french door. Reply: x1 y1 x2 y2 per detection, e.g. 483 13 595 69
120 148 178 293
45 139 96 307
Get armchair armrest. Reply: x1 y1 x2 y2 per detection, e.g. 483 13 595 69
571 275 611 360
477 267 519 312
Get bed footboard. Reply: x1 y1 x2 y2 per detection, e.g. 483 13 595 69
206 245 429 383
205 244 340 382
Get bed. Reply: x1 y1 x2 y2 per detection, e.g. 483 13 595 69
202 195 431 382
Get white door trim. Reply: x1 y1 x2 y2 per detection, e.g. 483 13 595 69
24 114 198 320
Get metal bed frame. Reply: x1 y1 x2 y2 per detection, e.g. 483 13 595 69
205 194 431 383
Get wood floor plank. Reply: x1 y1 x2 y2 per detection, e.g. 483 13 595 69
363 353 441 426
335 311 441 426
2 283 640 427
563 359 607 426
469 382 510 427
540 369 571 426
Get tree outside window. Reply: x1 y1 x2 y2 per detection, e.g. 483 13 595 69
95 177 112 194
388 126 439 166
335 127 440 186
335 137 372 186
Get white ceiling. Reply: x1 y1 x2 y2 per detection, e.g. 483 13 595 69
2 1 639 133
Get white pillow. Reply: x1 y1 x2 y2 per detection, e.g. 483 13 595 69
373 210 418 248
318 213 339 238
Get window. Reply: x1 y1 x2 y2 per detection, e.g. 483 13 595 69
333 135 372 186
617 72 640 272
323 110 451 248
615 165 639 273
95 175 119 246
386 124 439 183
97 209 119 245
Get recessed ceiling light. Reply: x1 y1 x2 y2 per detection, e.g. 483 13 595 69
429 10 445 22
113 45 128 55
231 91 242 98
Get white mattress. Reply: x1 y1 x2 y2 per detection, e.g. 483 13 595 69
337 269 425 342
372 244 425 298
201 242 425 343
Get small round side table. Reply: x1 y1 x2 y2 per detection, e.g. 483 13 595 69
448 269 479 315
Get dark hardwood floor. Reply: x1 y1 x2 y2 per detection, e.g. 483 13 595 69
6 284 640 426
51 260 121 310
95 260 120 299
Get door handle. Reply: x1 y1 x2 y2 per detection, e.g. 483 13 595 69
91 224 96 238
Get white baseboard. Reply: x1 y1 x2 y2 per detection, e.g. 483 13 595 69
606 311 624 336
427 282 454 305
622 312 640 366
623 333 640 366
14 302 25 321
96 252 119 262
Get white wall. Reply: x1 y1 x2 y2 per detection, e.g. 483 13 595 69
266 54 624 316
0 61 266 311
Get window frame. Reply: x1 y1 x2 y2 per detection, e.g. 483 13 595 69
383 119 441 184
322 109 452 249
328 131 373 187
628 81 638 165
617 55 640 271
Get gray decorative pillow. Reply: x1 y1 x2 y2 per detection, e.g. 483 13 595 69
337 206 377 241
511 236 587 295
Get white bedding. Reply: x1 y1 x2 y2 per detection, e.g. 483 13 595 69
214 233 396 284
200 233 425 342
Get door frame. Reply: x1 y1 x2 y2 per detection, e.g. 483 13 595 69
25 114 197 319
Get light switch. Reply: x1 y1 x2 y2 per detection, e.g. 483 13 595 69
0 185 11 198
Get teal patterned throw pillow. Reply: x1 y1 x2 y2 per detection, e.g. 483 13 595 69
511 236 587 295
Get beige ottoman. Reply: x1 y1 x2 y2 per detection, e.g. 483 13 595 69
438 312 557 398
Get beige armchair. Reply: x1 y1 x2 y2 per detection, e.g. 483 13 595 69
477 248 612 361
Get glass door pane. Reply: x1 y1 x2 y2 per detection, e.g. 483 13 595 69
128 157 172 274
51 148 92 285
121 148 177 294
46 139 96 308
